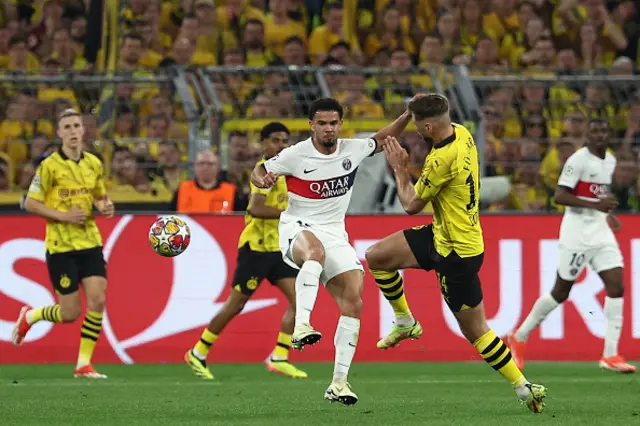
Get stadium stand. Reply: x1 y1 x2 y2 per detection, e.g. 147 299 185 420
0 0 639 212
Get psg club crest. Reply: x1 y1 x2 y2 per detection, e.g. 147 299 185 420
342 158 352 171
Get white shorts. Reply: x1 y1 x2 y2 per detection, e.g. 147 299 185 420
278 220 364 284
557 243 624 281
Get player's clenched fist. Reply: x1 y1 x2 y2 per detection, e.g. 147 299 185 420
383 136 409 171
596 198 618 213
257 171 279 189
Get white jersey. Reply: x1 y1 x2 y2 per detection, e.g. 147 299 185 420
263 137 377 229
557 147 617 248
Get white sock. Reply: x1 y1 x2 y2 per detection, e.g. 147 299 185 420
333 315 360 381
395 315 415 327
603 296 623 358
26 309 37 325
192 347 206 361
294 260 323 326
515 381 532 401
515 293 559 342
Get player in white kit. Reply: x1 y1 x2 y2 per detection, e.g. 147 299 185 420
250 97 416 405
507 119 636 374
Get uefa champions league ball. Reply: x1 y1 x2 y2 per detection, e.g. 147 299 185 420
148 216 191 257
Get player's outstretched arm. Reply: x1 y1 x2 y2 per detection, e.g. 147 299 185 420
554 186 618 213
371 94 425 153
384 136 427 215
250 163 278 189
248 193 282 218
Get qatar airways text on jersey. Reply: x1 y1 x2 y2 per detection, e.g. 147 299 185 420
263 138 377 226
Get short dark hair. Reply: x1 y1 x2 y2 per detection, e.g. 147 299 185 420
329 41 350 53
244 18 264 29
261 122 290 141
309 98 343 120
408 94 449 121
228 130 248 140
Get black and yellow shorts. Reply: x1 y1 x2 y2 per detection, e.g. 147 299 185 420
231 244 298 296
46 247 107 295
403 225 484 313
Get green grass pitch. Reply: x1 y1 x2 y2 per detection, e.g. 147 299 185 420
1 362 638 425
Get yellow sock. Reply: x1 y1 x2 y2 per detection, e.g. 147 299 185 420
474 329 526 388
370 269 412 318
194 329 218 359
273 332 291 360
77 311 103 368
28 305 63 324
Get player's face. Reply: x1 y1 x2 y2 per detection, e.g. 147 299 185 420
310 111 342 147
412 115 435 143
587 122 609 150
263 131 289 158
57 115 85 150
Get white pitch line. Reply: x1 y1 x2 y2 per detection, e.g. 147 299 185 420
1 376 636 387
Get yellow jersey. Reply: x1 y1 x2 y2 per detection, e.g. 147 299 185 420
27 150 107 255
414 123 484 258
237 158 288 253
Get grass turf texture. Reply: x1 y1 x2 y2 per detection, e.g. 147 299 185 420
1 362 638 425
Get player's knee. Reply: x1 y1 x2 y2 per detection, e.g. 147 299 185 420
61 305 82 322
226 297 248 316
86 293 106 312
364 244 384 270
550 287 570 303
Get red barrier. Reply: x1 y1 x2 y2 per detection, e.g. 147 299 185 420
1 214 639 364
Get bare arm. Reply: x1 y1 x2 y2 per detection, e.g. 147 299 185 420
250 163 277 189
393 167 427 215
554 186 617 212
601 8 628 50
371 111 412 153
248 193 282 219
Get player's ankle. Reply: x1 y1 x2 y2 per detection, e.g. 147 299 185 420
515 382 531 400
192 348 207 361
395 315 415 327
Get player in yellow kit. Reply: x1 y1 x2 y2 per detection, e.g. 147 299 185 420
185 122 307 380
12 109 114 378
365 94 548 413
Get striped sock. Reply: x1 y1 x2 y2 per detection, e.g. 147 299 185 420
370 269 414 327
474 329 526 388
77 311 103 368
193 329 218 360
27 305 63 325
272 332 291 361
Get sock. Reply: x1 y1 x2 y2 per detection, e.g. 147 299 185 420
333 315 360 381
474 329 528 396
514 293 559 342
294 260 323 326
77 311 103 368
27 305 63 325
193 328 218 360
272 332 291 361
603 296 623 357
371 269 414 327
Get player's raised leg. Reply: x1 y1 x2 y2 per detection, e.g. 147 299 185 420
597 262 636 373
75 274 107 379
323 268 364 406
365 230 423 349
508 248 583 370
266 276 308 378
288 229 324 350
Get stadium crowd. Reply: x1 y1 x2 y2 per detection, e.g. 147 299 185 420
0 0 639 212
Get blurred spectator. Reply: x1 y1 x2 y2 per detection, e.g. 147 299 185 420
265 0 306 58
364 4 415 59
242 18 273 66
222 131 259 211
170 150 238 213
156 141 187 191
308 4 361 65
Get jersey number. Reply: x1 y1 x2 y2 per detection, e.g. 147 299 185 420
466 174 476 211
570 253 585 267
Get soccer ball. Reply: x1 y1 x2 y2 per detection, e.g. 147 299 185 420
148 216 191 257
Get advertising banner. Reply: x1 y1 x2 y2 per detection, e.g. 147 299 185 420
1 214 638 363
